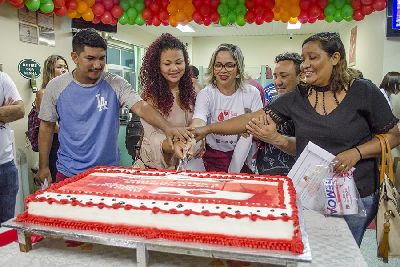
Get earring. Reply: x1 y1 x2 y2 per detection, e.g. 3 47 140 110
236 74 240 78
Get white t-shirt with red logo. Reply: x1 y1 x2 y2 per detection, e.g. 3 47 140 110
0 72 22 165
193 83 263 152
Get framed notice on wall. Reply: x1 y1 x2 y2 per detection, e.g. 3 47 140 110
19 23 38 44
349 26 357 66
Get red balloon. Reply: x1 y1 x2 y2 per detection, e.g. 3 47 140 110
309 6 321 19
159 10 169 21
101 11 113 24
308 16 318 23
352 9 364 21
300 0 311 10
111 17 118 25
152 16 161 26
92 3 105 17
144 0 151 6
161 19 169 26
360 0 373 5
113 0 119 5
264 9 274 22
92 16 101 24
192 12 203 24
372 0 386 11
245 10 256 24
142 8 152 20
203 0 210 5
264 0 274 10
351 0 361 10
192 0 201 7
210 0 219 8
160 0 168 7
54 6 67 16
317 0 328 9
255 15 264 25
203 16 212 26
254 0 263 5
246 0 255 9
150 2 159 13
298 10 309 24
102 0 113 10
361 4 373 15
53 0 65 8
111 5 123 18
200 5 210 16
210 12 219 23
318 12 325 20
67 0 77 11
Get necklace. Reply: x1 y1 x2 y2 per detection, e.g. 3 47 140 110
313 85 330 92
309 86 341 115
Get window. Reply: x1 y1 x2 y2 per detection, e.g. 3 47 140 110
107 43 145 94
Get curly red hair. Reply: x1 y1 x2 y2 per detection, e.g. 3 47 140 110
140 33 196 117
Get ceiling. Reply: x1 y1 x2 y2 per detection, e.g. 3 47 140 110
134 20 356 37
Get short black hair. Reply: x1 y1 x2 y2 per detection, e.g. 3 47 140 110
275 52 302 75
190 65 199 79
72 29 107 54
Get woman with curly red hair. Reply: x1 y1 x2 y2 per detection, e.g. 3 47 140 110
134 33 196 169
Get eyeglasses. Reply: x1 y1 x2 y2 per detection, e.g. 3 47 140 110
214 62 236 72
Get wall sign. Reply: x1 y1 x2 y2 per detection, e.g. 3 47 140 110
18 59 41 79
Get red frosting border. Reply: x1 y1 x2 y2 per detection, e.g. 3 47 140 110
17 166 303 253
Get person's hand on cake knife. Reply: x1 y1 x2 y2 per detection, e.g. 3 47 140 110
174 138 195 160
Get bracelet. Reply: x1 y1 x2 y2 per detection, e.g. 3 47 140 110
355 146 363 160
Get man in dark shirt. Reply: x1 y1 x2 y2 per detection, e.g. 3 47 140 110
250 53 302 175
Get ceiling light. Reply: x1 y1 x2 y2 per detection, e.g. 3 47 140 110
287 21 302 30
176 24 195 32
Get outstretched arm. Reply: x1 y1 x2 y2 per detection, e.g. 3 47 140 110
131 100 193 146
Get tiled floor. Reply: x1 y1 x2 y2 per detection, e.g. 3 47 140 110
361 229 400 266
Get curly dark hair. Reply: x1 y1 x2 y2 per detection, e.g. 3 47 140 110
275 52 302 75
302 32 351 93
72 29 107 54
380 72 400 95
140 33 195 117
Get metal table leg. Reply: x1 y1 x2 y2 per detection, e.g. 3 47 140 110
17 230 32 252
136 243 149 267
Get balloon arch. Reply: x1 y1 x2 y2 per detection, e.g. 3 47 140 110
2 0 387 26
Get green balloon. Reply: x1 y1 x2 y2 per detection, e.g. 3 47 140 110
227 0 237 9
333 9 343 22
324 4 336 17
334 0 346 9
238 0 245 4
220 16 229 26
40 0 50 3
40 2 54 13
235 5 247 16
119 13 128 25
341 4 353 18
220 0 228 4
135 15 145 26
128 17 136 25
135 2 144 11
217 4 229 16
236 15 245 26
128 0 135 7
228 12 236 23
127 7 137 19
344 16 353 22
25 0 40 11
120 0 130 11
325 16 334 23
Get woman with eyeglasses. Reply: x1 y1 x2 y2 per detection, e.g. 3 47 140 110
188 43 263 173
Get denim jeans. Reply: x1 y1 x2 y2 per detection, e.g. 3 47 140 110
0 160 19 223
344 191 378 247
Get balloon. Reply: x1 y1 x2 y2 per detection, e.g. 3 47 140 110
236 15 245 26
308 16 318 23
352 9 364 20
40 1 54 13
168 16 177 27
300 0 311 10
92 16 101 24
351 0 361 10
67 9 78 18
341 4 353 18
217 4 229 16
255 15 264 25
333 9 343 22
142 8 152 20
192 11 202 23
135 2 144 11
228 12 236 23
333 0 346 9
120 0 129 10
227 0 237 9
372 0 386 11
67 0 77 11
152 16 161 26
54 6 67 16
360 0 373 5
309 6 321 19
298 10 309 24
25 0 41 11
82 9 94 21
92 3 105 17
264 9 273 22
220 16 229 26
135 15 145 25
200 5 210 16
119 13 128 24
324 4 335 17
111 6 123 18
361 4 373 15
203 16 212 25
159 10 169 21
325 15 334 22
245 10 255 23
102 0 113 10
344 15 353 21
76 1 88 14
317 0 329 9
53 0 64 8
101 11 113 24
150 2 159 13
86 0 94 7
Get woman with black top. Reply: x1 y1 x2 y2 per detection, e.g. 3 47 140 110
182 32 400 246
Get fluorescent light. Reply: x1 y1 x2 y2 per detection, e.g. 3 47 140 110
287 21 302 30
176 24 195 33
